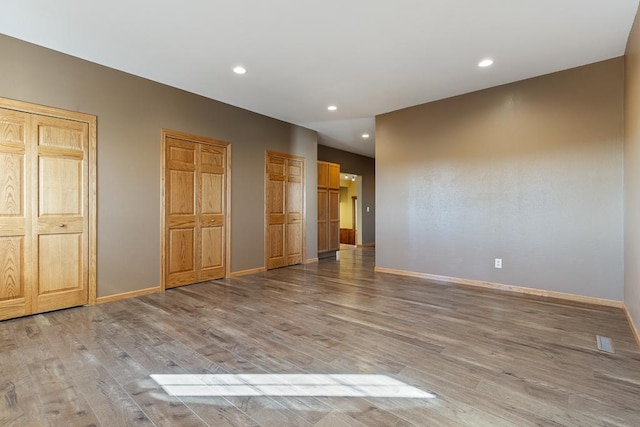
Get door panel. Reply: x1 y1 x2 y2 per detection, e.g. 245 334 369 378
169 170 195 214
0 237 23 301
39 157 82 215
38 233 82 294
33 115 88 313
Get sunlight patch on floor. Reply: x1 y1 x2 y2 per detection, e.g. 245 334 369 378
150 374 435 398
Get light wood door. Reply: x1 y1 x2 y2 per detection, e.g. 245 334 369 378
286 158 304 265
33 115 89 313
265 151 305 270
317 160 340 254
329 188 340 251
0 103 93 321
317 188 328 253
199 144 226 280
0 109 30 319
163 131 229 289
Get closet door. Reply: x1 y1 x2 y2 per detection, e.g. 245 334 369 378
0 110 30 319
265 151 305 270
317 160 340 254
0 99 95 322
165 137 198 288
328 188 340 251
199 144 226 281
317 188 328 253
32 115 89 313
265 154 287 269
163 130 229 289
286 158 304 266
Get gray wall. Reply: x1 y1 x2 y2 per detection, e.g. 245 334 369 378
376 58 624 300
318 144 375 245
0 34 317 298
625 8 640 334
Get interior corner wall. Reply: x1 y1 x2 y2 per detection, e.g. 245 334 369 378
376 58 624 300
0 34 318 298
317 144 375 245
625 7 640 334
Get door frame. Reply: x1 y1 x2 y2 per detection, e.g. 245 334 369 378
160 129 231 290
0 96 98 304
264 150 306 269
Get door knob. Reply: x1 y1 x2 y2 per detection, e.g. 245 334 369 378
58 223 66 228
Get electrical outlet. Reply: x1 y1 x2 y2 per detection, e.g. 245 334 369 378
366 206 370 212
495 258 502 269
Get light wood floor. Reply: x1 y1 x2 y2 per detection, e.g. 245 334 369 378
1 248 639 426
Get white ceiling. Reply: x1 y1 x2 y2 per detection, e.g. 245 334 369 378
1 1 638 158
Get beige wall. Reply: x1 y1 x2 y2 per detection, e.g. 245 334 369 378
0 34 317 298
625 9 640 335
376 58 624 300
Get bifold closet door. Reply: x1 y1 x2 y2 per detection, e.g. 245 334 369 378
0 108 90 320
265 151 304 270
32 115 89 313
163 132 228 289
0 109 30 319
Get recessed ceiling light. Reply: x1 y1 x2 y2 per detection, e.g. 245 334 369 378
327 105 337 111
362 133 370 138
233 66 247 74
478 59 493 68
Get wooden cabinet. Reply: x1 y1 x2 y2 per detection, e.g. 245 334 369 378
340 228 355 245
317 161 340 254
0 99 96 321
162 130 229 288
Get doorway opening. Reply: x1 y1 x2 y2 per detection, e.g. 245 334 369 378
338 172 362 250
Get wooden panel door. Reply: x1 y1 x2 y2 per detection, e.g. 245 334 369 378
32 115 90 313
317 160 340 254
165 138 198 288
317 188 328 253
199 144 226 280
163 131 229 289
265 155 287 269
329 188 340 251
265 151 305 270
0 99 95 322
0 109 30 319
286 158 304 265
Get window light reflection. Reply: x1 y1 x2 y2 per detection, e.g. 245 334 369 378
150 374 435 399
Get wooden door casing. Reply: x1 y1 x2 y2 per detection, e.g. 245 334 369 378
162 130 230 290
265 151 305 270
0 97 96 322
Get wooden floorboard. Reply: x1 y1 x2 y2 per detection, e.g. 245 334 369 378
1 247 639 426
